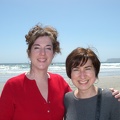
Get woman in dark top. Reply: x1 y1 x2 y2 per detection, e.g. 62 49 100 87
64 47 120 120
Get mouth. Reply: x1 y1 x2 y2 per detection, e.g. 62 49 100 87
78 80 88 84
38 58 46 62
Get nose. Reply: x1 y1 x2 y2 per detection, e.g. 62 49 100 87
40 48 46 55
79 70 86 79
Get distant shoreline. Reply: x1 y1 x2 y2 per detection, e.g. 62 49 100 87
0 61 120 64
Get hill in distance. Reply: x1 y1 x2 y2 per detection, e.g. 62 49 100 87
105 58 120 63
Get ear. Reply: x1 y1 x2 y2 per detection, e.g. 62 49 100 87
27 49 30 58
52 53 55 58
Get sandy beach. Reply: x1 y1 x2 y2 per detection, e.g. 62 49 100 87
0 82 5 95
68 76 120 91
0 76 120 95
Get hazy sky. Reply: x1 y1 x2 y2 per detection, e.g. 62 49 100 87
0 0 120 63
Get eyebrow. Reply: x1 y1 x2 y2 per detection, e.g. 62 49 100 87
33 44 40 46
85 65 92 68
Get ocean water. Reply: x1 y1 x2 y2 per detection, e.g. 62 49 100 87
0 62 120 82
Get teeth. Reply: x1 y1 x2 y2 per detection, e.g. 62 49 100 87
38 59 46 62
79 80 88 84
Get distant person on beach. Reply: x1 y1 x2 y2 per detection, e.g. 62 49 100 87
0 24 120 120
64 47 120 120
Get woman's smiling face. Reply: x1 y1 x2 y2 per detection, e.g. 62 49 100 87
29 36 54 70
71 59 96 91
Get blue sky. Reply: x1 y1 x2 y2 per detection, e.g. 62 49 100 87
0 0 120 63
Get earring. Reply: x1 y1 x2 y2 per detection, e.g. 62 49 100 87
68 78 76 90
94 78 99 84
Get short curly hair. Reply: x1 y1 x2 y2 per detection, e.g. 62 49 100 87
25 24 61 57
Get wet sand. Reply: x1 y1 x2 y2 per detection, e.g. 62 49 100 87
66 76 120 91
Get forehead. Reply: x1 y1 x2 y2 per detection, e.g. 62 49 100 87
78 58 93 67
85 59 92 65
34 36 53 45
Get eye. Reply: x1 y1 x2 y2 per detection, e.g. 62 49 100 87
34 46 40 49
85 66 92 70
72 68 79 71
46 47 52 50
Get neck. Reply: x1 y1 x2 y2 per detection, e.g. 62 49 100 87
74 86 98 99
26 70 49 82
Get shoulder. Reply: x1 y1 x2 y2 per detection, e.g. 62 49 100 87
48 72 72 91
102 88 112 94
9 73 26 80
48 72 67 84
65 91 73 96
1 73 27 96
99 88 120 118
102 88 112 96
4 73 26 88
48 72 64 79
64 91 74 99
64 91 74 105
102 88 119 104
101 88 114 100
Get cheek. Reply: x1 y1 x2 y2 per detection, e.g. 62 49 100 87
88 70 96 76
71 72 78 80
29 52 37 61
51 53 54 58
48 53 54 60
90 73 96 81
